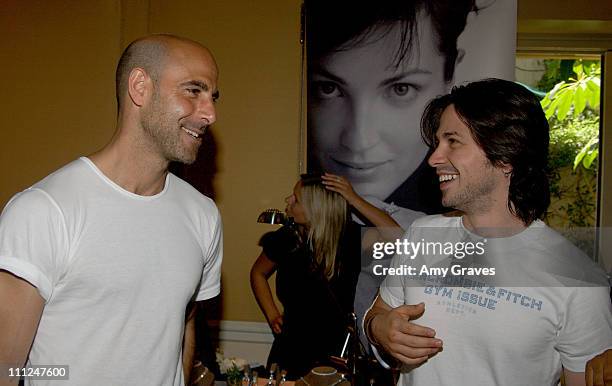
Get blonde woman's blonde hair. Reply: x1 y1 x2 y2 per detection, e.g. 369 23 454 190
299 174 349 280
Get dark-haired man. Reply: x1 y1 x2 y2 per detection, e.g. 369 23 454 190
0 35 222 385
364 79 611 385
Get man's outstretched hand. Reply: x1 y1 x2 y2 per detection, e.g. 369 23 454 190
368 299 443 366
586 349 611 386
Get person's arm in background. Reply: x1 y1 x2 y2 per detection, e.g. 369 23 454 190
0 271 45 386
250 253 283 334
322 173 404 243
183 301 198 383
322 173 401 229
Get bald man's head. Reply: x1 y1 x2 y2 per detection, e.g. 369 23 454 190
115 34 212 111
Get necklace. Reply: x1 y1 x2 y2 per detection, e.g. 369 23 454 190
298 373 347 386
311 368 336 376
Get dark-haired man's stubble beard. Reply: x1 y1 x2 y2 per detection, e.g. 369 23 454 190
442 162 498 215
140 91 200 165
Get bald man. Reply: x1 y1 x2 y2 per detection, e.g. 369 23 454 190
0 35 222 385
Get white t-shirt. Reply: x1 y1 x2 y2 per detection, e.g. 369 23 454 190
379 214 611 386
353 197 425 350
0 157 223 386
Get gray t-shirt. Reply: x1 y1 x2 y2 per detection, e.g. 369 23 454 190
379 214 611 385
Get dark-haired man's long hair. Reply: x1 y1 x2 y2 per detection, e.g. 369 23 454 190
421 78 550 225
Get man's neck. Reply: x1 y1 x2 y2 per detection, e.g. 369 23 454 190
89 128 170 196
462 207 527 238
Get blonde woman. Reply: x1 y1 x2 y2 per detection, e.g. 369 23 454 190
250 173 400 379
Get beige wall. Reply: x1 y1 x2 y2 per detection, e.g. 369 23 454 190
518 0 612 20
0 0 120 205
0 0 610 322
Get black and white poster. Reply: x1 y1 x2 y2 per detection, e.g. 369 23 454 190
305 0 517 228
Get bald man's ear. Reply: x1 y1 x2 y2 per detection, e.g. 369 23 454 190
127 68 151 107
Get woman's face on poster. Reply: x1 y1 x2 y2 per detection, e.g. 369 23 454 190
309 15 452 201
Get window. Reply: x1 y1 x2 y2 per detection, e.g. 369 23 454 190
516 56 601 258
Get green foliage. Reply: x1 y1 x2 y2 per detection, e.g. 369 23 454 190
541 61 600 121
547 116 598 233
541 60 600 170
548 114 599 198
548 113 599 170
536 59 599 92
574 136 599 170
543 59 600 235
536 59 569 90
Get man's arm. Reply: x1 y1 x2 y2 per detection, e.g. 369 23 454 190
183 301 197 384
0 271 44 386
565 369 587 386
557 285 612 386
584 349 611 386
364 295 442 366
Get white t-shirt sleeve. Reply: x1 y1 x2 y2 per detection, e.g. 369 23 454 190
556 286 612 372
195 205 223 301
379 227 413 308
0 188 68 302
